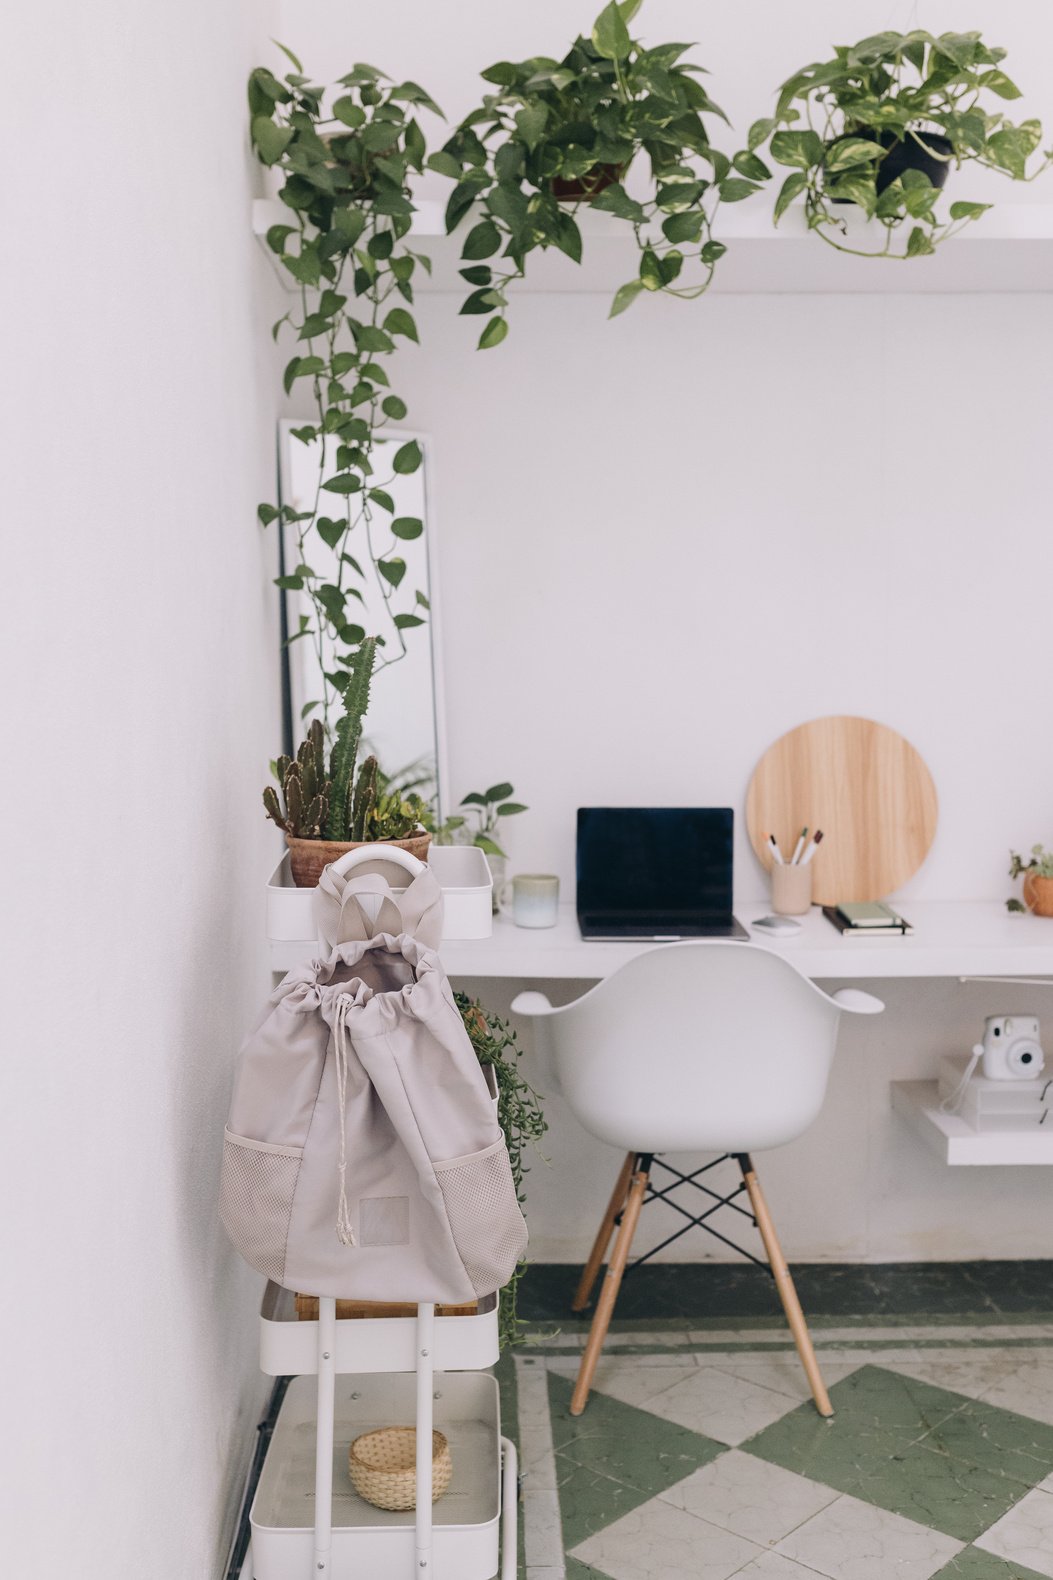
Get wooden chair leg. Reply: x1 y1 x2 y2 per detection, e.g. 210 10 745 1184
571 1151 636 1313
570 1161 649 1416
738 1156 833 1419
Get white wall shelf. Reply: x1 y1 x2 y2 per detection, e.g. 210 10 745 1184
891 1080 1053 1165
253 197 1053 296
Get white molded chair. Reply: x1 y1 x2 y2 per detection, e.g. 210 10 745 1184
512 941 883 1416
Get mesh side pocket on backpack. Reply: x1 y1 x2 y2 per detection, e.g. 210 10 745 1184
433 1137 528 1296
219 1129 302 1285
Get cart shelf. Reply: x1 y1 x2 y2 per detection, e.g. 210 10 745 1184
249 1371 504 1580
259 1283 500 1376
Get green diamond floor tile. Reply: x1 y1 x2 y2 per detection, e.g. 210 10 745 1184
866 1441 1037 1542
564 1556 617 1579
742 1365 1052 1543
930 1545 1053 1578
554 1455 657 1551
547 1369 725 1495
925 1400 1053 1490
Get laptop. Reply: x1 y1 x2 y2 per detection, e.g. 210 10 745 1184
576 807 749 941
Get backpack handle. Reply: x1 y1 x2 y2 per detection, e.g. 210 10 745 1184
326 844 428 882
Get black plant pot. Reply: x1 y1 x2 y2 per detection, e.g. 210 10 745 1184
827 128 954 202
872 129 954 193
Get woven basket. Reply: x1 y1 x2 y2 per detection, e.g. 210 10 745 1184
295 1294 477 1321
348 1427 452 1511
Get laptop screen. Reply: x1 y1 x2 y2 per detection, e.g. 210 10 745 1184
576 807 734 922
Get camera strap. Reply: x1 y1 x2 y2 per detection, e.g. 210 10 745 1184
939 1044 984 1114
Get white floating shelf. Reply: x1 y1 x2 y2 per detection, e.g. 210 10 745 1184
253 196 1053 295
892 1080 1053 1165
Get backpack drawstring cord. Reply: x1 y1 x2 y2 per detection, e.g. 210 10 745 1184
333 995 356 1247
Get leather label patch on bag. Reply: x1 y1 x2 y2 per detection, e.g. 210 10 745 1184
359 1195 410 1246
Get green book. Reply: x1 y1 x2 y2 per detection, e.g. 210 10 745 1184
836 901 903 928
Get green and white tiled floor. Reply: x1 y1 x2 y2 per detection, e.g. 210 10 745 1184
511 1315 1053 1580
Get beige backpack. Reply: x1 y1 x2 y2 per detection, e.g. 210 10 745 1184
219 862 527 1303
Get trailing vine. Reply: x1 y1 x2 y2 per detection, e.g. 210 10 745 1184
457 993 548 1348
249 46 442 731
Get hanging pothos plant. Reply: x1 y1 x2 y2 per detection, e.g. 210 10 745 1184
754 30 1052 258
249 45 443 731
431 0 769 342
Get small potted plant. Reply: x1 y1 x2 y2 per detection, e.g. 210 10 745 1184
1007 846 1053 916
754 29 1052 258
436 783 527 908
441 783 528 860
263 638 431 887
431 0 767 342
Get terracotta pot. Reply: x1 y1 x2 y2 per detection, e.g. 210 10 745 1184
1023 873 1053 917
550 161 628 202
285 831 432 889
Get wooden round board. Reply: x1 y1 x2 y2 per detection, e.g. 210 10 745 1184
745 716 938 905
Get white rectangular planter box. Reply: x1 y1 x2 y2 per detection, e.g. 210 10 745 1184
249 1371 501 1580
259 1283 499 1377
266 844 492 971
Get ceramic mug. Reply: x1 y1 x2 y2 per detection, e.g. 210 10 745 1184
499 873 560 929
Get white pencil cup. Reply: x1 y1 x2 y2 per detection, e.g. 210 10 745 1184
771 863 813 916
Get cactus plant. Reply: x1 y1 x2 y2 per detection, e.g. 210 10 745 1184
263 719 331 836
351 754 379 841
325 637 377 841
263 635 426 850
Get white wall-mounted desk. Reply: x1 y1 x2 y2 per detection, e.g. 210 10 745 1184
442 901 1053 983
442 901 1053 1172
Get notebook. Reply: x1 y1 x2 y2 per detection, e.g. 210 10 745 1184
576 807 749 942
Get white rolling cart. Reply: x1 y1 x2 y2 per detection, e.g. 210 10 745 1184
244 845 518 1580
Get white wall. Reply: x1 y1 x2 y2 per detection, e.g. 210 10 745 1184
403 288 1053 906
2 1 284 1573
